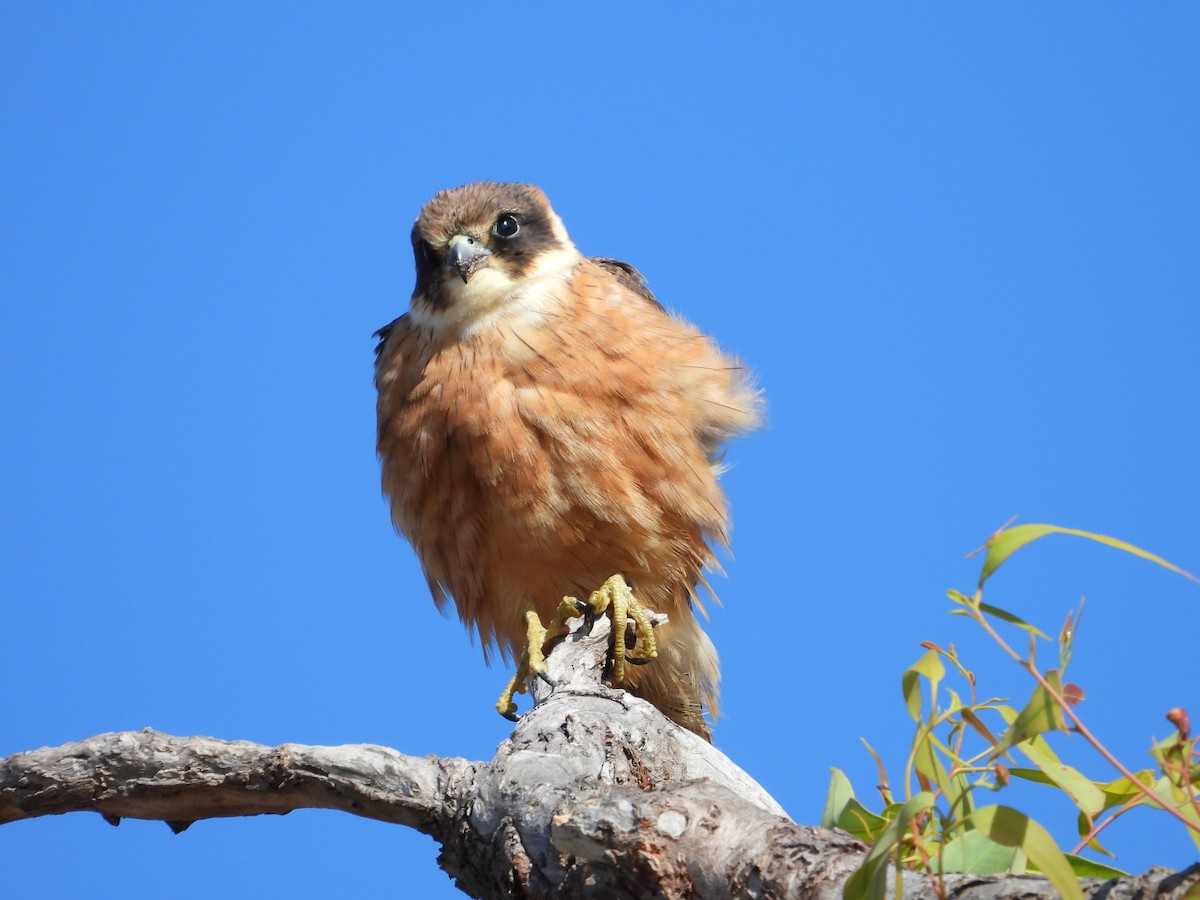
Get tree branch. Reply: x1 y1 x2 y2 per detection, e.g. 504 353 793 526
0 728 468 834
3 615 1197 898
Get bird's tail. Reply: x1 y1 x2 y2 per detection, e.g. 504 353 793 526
624 614 720 741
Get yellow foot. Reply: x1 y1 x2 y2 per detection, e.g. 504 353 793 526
496 597 584 719
581 574 658 685
494 575 660 722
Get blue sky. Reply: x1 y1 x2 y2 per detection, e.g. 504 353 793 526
4 4 1198 896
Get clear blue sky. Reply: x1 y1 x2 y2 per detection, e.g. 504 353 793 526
4 4 1198 896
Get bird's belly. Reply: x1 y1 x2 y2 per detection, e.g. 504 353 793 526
410 422 691 651
384 356 710 654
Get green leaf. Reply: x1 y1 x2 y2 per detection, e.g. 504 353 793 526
977 523 1199 588
902 649 945 723
1182 806 1200 855
935 829 1021 874
843 792 936 900
1144 775 1200 854
1063 855 1127 879
977 524 1060 586
837 798 891 844
1075 810 1117 859
822 768 856 829
977 602 1050 639
946 588 975 607
993 671 1067 756
912 730 975 820
969 805 1084 900
1012 735 1106 816
1094 772 1159 812
914 732 952 797
821 777 892 845
944 688 964 714
1005 767 1055 786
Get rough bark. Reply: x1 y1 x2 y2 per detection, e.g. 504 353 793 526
2 616 1196 898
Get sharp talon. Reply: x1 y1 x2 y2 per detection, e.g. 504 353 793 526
504 577 658 703
502 710 521 723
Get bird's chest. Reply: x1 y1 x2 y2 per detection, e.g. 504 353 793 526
385 340 576 526
379 310 657 563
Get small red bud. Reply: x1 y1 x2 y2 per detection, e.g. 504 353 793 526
1167 707 1190 740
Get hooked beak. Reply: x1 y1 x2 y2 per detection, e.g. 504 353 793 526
447 234 492 283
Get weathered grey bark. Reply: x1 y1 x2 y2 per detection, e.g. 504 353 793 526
2 615 1196 898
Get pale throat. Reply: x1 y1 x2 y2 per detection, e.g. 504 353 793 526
410 244 583 339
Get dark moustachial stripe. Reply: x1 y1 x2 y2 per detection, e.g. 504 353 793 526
409 183 568 310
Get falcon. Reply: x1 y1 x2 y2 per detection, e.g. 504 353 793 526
375 182 760 740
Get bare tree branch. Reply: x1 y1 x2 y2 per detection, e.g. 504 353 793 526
3 615 1197 898
0 728 469 834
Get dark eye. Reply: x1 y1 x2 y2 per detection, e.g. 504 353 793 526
417 240 437 268
493 214 520 239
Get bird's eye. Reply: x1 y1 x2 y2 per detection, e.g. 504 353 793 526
418 241 437 267
493 214 520 239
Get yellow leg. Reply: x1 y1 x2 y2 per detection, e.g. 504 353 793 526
496 606 550 720
582 573 658 684
495 576 659 721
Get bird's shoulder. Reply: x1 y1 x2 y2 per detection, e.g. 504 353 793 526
585 256 666 312
372 313 433 394
373 318 399 358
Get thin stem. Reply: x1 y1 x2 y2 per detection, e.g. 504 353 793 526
908 812 948 900
970 598 1200 836
1073 799 1138 855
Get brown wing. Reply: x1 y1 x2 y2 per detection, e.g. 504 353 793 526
589 257 666 311
373 319 398 356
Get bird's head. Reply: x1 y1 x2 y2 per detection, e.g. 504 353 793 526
408 182 581 327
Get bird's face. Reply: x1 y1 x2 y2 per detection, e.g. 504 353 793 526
408 182 581 329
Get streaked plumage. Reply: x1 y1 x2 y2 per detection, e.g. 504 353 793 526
375 182 760 738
